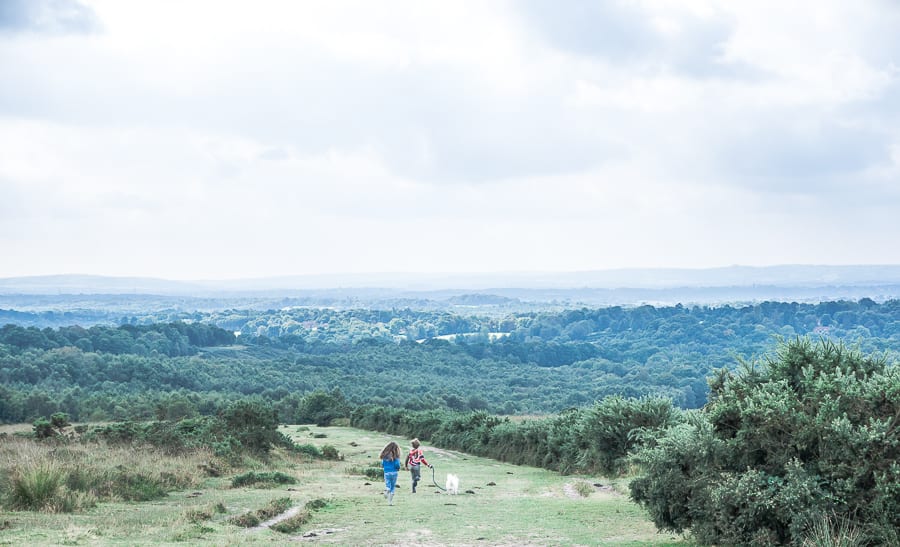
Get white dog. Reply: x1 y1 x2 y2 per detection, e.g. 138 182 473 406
445 473 459 495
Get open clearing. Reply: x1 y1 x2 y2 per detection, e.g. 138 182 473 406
0 424 691 545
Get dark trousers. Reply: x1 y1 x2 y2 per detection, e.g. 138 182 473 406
409 464 421 491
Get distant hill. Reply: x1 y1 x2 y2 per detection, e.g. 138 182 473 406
3 265 900 307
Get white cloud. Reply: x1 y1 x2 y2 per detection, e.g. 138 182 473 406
1 0 900 278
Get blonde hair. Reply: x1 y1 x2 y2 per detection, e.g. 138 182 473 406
411 438 420 449
380 441 400 460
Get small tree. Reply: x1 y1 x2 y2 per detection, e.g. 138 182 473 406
33 412 70 439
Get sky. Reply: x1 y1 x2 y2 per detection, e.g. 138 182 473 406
1 0 900 280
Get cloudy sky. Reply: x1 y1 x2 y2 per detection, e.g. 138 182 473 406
2 0 899 280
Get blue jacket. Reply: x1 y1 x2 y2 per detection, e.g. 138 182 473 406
382 457 401 473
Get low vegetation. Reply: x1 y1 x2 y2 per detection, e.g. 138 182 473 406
230 471 297 488
227 497 291 528
0 436 204 512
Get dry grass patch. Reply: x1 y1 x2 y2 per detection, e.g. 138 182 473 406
0 436 211 512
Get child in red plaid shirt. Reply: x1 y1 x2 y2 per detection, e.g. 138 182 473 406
404 438 431 493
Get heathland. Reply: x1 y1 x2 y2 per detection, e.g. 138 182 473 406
2 283 899 544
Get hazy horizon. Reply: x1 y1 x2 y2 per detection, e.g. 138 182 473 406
7 264 900 295
3 1 900 279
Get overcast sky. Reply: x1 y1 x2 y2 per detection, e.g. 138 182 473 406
2 0 900 280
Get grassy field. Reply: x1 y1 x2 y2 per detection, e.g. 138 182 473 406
0 424 692 546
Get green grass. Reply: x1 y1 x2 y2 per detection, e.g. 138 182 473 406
0 424 694 545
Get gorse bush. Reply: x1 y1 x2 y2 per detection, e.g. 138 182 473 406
630 338 900 546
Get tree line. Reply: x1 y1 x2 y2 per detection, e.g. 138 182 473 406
6 298 900 423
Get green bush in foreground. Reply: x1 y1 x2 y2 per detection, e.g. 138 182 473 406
630 338 900 546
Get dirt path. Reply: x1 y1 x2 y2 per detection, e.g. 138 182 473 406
249 506 303 532
424 445 462 459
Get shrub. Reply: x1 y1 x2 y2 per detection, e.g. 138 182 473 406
227 497 292 528
111 473 167 501
348 463 385 480
230 471 297 488
257 497 292 520
184 508 213 523
573 481 593 497
270 510 310 534
630 339 900 545
321 445 341 460
291 444 322 458
50 413 70 429
305 498 328 511
228 512 260 528
32 418 56 440
220 400 281 455
7 463 63 510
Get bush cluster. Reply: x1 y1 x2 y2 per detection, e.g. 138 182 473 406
351 395 679 476
84 400 292 460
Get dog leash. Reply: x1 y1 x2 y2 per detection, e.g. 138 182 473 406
430 465 447 491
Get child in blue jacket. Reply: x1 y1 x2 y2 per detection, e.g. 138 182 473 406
380 441 402 505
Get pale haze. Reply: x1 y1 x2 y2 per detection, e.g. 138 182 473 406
2 0 900 280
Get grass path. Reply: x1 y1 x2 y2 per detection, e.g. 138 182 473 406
0 424 692 545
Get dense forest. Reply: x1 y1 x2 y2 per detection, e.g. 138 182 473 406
2 298 900 423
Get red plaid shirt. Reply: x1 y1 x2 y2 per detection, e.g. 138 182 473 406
405 448 429 467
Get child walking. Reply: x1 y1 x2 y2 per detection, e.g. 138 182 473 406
380 441 402 505
404 438 431 493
